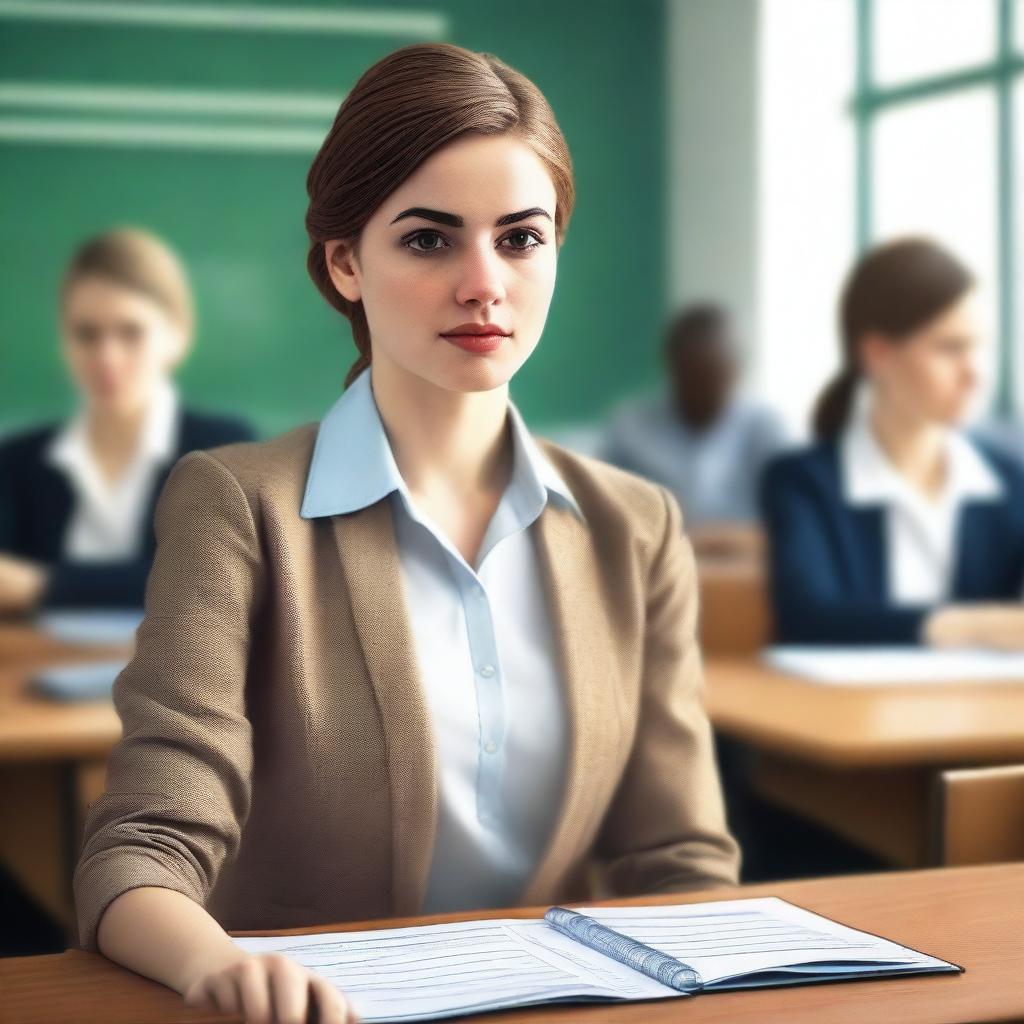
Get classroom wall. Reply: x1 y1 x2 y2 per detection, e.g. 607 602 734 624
667 0 760 368
0 0 669 437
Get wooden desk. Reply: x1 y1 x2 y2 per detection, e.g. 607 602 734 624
705 658 1024 865
3 864 1021 1024
0 623 127 938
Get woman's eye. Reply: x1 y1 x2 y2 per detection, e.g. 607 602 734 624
500 229 543 252
404 231 450 254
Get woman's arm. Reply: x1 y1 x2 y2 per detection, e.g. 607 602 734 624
72 450 354 1022
924 604 1024 650
99 887 350 1023
593 486 741 895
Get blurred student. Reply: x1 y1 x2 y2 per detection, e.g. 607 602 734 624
0 227 255 613
762 237 1024 647
600 304 788 555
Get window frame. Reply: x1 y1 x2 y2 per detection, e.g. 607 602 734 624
852 0 1023 415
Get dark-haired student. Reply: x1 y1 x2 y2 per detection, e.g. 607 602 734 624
0 227 256 614
761 237 1024 647
601 304 788 557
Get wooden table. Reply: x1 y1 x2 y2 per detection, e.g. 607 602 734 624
3 864 1020 1024
705 657 1024 866
0 622 128 937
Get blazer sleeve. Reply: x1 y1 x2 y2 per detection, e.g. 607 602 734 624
72 449 264 952
593 486 741 895
760 458 928 645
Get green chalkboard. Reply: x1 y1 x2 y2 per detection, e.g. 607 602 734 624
0 0 667 437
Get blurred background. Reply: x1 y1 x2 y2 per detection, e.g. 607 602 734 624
1 0 1021 439
4 0 1024 960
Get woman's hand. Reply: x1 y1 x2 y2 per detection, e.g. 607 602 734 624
0 553 47 613
183 952 357 1024
924 604 1024 651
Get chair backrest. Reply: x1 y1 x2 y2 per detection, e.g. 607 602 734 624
698 555 771 656
936 765 1024 866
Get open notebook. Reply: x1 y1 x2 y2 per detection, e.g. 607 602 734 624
231 896 960 1022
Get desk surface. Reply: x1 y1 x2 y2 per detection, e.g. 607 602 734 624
6 619 1024 767
2 864 1021 1024
0 623 126 762
706 657 1024 767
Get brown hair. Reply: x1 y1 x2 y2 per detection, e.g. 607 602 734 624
60 226 194 339
305 42 575 389
812 237 974 440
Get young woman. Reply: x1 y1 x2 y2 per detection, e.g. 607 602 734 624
761 237 1024 647
0 227 255 613
73 44 740 1024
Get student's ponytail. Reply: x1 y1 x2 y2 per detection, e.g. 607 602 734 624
812 237 974 442
812 366 860 441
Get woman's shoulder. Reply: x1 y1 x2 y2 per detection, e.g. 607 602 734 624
761 439 842 493
535 436 682 537
967 433 1024 499
167 421 320 510
0 420 63 470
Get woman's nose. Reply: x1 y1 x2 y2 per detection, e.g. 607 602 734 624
454 247 506 308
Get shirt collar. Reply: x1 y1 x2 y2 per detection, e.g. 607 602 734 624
300 367 582 520
840 392 1002 508
46 377 180 476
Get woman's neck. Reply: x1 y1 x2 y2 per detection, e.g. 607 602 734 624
84 401 149 484
369 361 513 501
868 399 948 501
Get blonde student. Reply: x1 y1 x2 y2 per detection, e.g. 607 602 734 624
0 227 254 613
74 44 740 1024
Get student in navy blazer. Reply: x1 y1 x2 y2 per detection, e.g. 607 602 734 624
761 238 1024 647
0 228 254 614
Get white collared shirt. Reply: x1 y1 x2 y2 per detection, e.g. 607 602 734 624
840 396 1003 605
300 368 580 913
46 379 180 560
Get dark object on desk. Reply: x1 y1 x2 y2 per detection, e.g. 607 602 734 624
0 408 256 609
31 659 126 701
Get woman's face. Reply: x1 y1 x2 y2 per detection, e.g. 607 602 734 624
61 276 186 415
862 290 983 426
326 133 559 394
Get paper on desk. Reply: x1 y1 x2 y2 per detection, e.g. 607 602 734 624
233 917 676 1022
764 645 1024 684
231 897 957 1021
37 609 143 646
579 897 954 987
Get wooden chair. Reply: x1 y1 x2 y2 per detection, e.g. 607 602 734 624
697 539 771 656
935 765 1024 866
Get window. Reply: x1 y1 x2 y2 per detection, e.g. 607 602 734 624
855 0 1023 416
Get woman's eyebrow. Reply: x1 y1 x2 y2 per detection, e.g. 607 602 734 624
389 206 552 227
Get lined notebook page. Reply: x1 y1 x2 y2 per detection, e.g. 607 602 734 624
580 897 953 986
232 917 677 1022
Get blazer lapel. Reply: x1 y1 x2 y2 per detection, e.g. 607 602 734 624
330 499 439 917
843 506 888 600
521 501 624 905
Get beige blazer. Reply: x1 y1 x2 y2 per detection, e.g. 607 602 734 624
73 423 740 952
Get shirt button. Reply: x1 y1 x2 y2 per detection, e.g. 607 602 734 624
479 664 496 678
484 741 498 754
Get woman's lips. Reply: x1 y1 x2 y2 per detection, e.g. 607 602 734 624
440 332 509 353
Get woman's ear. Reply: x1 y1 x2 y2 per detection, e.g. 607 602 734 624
859 330 890 378
324 239 361 304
